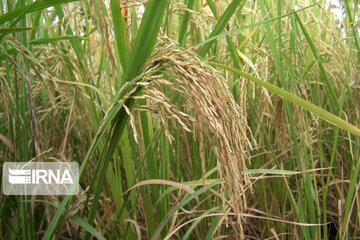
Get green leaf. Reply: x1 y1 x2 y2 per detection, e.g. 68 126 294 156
121 0 170 84
194 3 318 49
110 0 130 70
293 10 339 111
178 0 195 47
0 27 31 34
0 0 80 25
199 0 242 57
150 180 221 239
71 215 106 240
29 35 88 45
212 63 360 137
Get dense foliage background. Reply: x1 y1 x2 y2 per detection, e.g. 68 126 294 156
1 0 360 239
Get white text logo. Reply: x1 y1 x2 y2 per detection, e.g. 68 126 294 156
3 162 79 195
8 168 73 184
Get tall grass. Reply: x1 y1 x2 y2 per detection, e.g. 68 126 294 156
0 0 359 239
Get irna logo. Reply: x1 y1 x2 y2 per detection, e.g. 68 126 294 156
8 168 73 185
3 162 79 195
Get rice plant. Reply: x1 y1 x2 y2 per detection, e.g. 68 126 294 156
0 0 359 239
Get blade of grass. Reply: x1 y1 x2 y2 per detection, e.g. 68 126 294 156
199 0 242 57
150 180 221 239
194 2 318 49
178 0 195 47
84 1 169 239
121 0 169 85
0 0 79 25
205 0 217 19
341 158 360 238
71 215 106 240
0 27 31 35
343 0 360 64
293 10 339 111
110 0 130 70
29 35 88 45
212 63 360 137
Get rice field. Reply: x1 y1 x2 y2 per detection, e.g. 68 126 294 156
0 0 360 239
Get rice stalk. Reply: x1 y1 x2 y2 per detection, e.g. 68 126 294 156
123 38 251 238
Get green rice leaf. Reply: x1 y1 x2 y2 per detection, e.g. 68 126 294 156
212 63 360 137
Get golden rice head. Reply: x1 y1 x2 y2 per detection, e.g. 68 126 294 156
133 40 250 236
